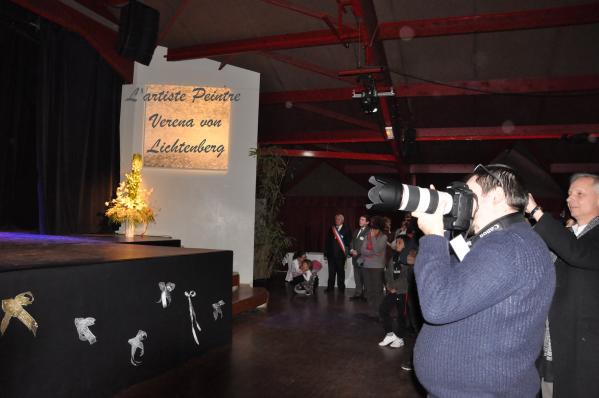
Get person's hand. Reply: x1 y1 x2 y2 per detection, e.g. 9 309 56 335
350 249 357 257
526 193 538 214
407 249 417 265
412 185 445 236
526 193 544 221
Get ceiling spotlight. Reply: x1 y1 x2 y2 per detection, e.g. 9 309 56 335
384 126 394 140
355 74 379 114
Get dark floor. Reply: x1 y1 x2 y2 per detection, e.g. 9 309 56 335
116 281 427 398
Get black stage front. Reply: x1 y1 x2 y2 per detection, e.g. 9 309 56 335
0 233 232 397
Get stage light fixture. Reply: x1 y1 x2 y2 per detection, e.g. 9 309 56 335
352 74 395 114
384 126 394 140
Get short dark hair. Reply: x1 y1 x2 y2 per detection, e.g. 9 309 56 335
293 251 306 260
471 164 528 212
369 216 385 230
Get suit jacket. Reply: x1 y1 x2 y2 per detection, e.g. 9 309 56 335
325 224 352 261
534 214 599 397
350 226 370 266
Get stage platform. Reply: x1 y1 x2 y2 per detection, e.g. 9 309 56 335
0 232 232 398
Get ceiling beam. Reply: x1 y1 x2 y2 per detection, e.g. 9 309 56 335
292 103 379 130
415 124 599 141
550 163 599 173
378 3 599 40
260 75 599 104
73 0 119 24
167 28 359 61
167 3 599 60
261 0 350 43
259 51 355 85
269 148 396 162
13 0 133 82
259 124 599 145
260 130 382 145
346 163 599 174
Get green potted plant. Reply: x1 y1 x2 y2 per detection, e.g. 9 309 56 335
250 147 293 283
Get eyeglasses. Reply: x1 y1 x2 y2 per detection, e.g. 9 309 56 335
474 164 503 187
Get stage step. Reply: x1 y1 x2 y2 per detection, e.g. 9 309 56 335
232 272 240 292
232 284 269 317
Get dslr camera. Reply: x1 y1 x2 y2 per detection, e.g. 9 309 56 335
366 176 475 232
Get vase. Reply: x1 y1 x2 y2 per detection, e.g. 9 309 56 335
125 221 135 238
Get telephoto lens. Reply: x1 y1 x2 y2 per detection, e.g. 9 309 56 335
366 176 453 214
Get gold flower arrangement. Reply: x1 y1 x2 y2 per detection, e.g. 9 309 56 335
105 154 155 229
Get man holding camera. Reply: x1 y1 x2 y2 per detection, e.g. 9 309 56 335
527 173 599 398
411 165 555 397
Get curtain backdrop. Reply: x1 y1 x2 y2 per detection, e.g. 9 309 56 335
36 21 122 234
0 9 39 230
280 196 406 253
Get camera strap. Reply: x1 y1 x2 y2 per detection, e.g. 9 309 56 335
450 212 524 261
467 212 525 246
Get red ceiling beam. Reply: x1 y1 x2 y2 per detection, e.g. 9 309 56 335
167 28 359 61
260 75 599 104
260 130 383 145
415 124 599 141
12 0 133 82
550 163 599 173
73 0 119 24
167 3 599 60
409 164 475 174
268 148 396 162
259 51 355 85
261 0 349 43
379 3 599 40
292 103 379 130
347 163 599 174
260 124 599 145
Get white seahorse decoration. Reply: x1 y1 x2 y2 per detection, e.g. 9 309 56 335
74 317 97 345
156 282 176 308
128 330 147 366
212 300 225 320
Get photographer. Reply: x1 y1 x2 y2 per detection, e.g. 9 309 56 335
411 165 555 397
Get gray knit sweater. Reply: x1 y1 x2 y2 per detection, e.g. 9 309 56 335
413 221 555 398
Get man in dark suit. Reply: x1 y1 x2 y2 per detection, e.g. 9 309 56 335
349 215 369 301
528 173 599 398
324 213 351 292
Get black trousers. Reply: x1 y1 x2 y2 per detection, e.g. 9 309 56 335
327 256 346 289
379 292 408 335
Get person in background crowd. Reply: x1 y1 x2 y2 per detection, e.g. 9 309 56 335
349 215 370 301
285 251 306 286
527 173 599 398
378 237 409 349
324 213 351 293
360 216 388 319
412 164 555 397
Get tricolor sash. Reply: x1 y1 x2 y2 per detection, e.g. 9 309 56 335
331 226 346 255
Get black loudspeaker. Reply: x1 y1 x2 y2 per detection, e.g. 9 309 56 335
117 0 160 66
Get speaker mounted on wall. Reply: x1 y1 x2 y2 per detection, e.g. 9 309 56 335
117 0 160 66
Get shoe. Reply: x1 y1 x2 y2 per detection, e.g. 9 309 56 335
324 287 333 293
390 338 405 348
378 333 399 347
400 361 413 371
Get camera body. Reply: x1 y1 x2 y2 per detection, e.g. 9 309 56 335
441 181 475 231
366 176 475 232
